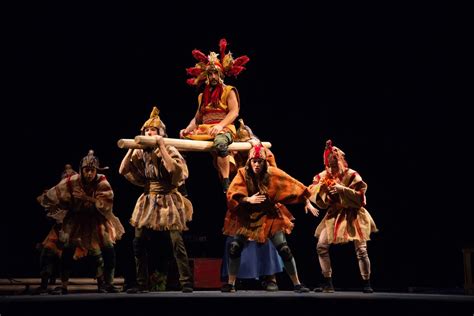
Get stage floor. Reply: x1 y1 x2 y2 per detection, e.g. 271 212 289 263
2 291 473 316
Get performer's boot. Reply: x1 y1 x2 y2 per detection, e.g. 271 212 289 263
101 247 121 293
50 282 68 295
126 255 149 294
32 276 49 295
362 279 374 293
294 283 310 293
314 277 335 293
97 276 121 293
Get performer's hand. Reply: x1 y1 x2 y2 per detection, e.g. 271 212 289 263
329 183 344 194
209 124 224 137
72 188 87 200
131 149 142 160
305 199 319 217
179 129 188 139
319 182 329 193
154 135 165 147
72 189 96 207
245 192 266 204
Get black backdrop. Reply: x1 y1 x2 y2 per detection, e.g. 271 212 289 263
4 2 470 291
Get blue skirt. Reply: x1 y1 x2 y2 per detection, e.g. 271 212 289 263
221 236 284 280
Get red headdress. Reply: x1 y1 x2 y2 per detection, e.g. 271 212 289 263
186 38 250 87
248 144 267 160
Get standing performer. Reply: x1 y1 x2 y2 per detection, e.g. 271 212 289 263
222 144 319 293
309 140 377 293
38 151 125 294
120 107 194 293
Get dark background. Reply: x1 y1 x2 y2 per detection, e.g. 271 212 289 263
4 2 470 291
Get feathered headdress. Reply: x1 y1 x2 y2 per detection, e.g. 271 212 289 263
186 38 250 86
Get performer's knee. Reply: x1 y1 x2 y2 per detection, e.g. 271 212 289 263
215 144 229 157
276 243 293 262
214 134 231 157
228 240 244 259
355 245 368 259
316 243 329 256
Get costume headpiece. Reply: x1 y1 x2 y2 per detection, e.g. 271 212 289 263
236 118 257 142
79 150 109 173
186 38 250 86
323 140 347 169
248 144 267 160
141 106 162 132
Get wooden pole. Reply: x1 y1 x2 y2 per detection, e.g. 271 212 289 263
117 136 272 152
116 139 146 149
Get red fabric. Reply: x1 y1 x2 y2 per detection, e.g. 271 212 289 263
324 139 333 167
201 84 223 107
251 144 263 159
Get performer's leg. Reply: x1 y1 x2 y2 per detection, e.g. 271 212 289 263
222 234 246 292
354 240 373 293
127 227 150 293
316 228 332 278
214 133 233 192
314 228 335 292
169 230 193 292
270 231 309 292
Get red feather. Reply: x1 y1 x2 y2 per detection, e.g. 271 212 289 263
192 49 208 63
228 65 246 77
219 38 227 63
233 55 250 67
253 144 263 159
186 78 197 86
186 67 203 77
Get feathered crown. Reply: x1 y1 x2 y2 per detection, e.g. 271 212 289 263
186 38 250 86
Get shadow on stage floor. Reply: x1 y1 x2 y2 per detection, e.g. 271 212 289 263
1 291 473 316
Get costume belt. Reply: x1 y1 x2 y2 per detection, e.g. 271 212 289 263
144 181 177 194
